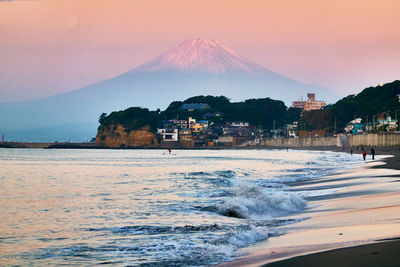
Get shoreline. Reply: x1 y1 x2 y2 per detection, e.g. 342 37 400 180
264 238 400 267
217 149 400 267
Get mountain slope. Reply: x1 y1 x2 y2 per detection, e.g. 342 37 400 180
0 38 340 141
136 38 266 74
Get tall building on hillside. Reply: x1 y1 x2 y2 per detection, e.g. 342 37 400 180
292 99 306 109
292 93 326 111
307 93 315 102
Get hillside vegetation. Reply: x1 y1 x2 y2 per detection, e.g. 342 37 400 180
98 95 302 132
300 80 400 133
98 107 161 132
97 80 400 135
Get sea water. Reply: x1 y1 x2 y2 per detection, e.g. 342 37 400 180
0 148 360 266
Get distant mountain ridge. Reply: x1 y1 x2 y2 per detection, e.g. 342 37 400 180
0 38 340 141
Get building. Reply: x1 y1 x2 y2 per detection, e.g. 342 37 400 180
222 126 255 137
180 103 210 111
201 112 223 118
216 136 249 146
304 93 326 111
157 128 179 141
178 128 192 141
292 100 306 109
345 118 363 134
188 117 196 128
228 121 249 127
292 93 326 111
191 123 204 133
168 119 188 129
377 116 398 132
286 122 298 137
197 120 209 128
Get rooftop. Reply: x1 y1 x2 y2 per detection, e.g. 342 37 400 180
180 103 210 110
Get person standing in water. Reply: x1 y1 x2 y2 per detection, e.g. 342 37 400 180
168 148 172 155
363 150 367 161
350 147 353 156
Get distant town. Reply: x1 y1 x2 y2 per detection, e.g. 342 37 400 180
155 90 400 148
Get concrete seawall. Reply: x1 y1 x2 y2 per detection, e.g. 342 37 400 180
0 142 96 149
346 133 400 147
261 133 400 148
261 137 339 147
0 142 52 148
2 133 400 149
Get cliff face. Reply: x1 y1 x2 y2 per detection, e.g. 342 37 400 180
96 124 158 148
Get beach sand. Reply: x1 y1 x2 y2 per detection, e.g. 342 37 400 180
218 147 400 266
265 238 400 267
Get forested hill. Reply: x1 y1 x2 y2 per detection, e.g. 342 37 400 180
163 96 301 129
98 80 400 135
98 107 161 133
300 80 400 132
98 95 302 132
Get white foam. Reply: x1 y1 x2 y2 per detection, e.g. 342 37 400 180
127 224 270 266
227 225 269 247
216 184 307 220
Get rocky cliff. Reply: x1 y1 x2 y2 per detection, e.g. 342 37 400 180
96 124 158 148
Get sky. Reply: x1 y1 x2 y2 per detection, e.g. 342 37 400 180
0 0 399 102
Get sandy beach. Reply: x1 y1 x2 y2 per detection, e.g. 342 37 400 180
218 147 400 266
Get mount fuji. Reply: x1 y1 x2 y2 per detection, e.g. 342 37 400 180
136 38 267 74
0 38 340 141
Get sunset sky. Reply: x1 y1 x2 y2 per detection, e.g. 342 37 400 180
0 0 399 102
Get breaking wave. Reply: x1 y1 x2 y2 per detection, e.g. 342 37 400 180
215 184 307 219
32 223 280 267
176 169 308 220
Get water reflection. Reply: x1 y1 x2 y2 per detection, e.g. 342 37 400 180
0 148 359 266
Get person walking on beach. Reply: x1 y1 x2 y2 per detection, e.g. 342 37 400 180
370 147 375 160
363 150 367 161
350 147 353 156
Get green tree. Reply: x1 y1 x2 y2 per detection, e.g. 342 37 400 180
98 112 107 123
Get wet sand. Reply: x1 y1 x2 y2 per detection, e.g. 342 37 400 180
218 147 400 267
265 238 400 267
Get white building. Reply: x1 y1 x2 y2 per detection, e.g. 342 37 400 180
303 93 326 111
157 128 179 141
286 121 298 137
228 121 249 127
292 93 326 111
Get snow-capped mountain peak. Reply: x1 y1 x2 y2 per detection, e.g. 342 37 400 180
137 38 266 74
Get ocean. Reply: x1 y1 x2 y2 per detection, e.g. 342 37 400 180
0 148 360 266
